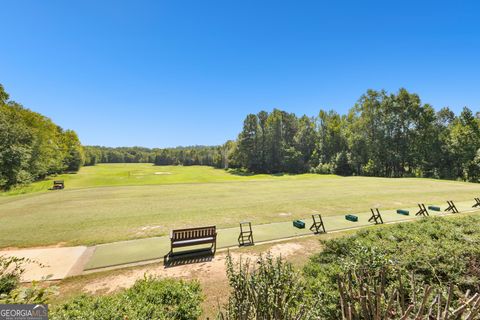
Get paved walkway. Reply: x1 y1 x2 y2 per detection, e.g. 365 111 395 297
0 246 89 281
2 200 479 281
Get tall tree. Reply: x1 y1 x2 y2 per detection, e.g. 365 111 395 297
0 84 84 189
237 114 260 171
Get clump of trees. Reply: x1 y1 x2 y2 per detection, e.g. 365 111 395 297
230 88 480 181
0 84 84 190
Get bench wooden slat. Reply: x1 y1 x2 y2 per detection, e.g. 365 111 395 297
170 226 217 254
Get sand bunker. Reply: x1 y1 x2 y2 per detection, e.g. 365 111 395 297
139 225 162 231
154 172 172 175
278 212 292 217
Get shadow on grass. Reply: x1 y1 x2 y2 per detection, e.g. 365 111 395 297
163 249 214 268
226 168 256 176
227 168 292 177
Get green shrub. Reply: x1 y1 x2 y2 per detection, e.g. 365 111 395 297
0 255 56 304
0 255 27 295
311 162 332 174
219 253 316 320
303 216 480 318
51 276 202 320
1 280 55 304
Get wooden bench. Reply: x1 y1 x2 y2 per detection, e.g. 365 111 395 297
170 226 217 255
52 180 64 190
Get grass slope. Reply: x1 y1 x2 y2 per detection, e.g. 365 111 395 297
1 164 480 248
1 164 320 196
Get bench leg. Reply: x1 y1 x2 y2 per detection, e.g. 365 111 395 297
212 242 216 254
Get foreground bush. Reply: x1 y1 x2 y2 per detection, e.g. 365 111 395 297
0 255 25 295
219 248 480 319
304 216 480 318
0 255 55 304
51 276 202 320
337 268 480 319
219 253 316 320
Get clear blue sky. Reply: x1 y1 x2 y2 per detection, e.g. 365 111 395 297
1 1 479 148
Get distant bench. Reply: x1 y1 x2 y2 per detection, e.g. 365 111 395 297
52 180 64 190
170 226 217 255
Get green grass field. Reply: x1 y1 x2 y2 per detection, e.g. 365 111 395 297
1 163 480 248
1 164 310 196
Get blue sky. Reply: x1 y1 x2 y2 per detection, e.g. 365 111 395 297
1 1 479 147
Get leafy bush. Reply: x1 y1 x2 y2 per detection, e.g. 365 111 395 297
311 162 333 174
219 253 316 320
0 255 56 304
51 276 202 320
0 256 35 296
303 216 480 318
0 255 27 295
1 280 55 304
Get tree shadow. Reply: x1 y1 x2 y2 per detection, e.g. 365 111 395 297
227 168 256 176
271 172 286 176
227 168 289 177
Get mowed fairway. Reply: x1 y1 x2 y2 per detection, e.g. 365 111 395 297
1 164 480 248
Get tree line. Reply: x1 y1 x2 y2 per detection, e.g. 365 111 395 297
84 146 156 165
0 84 84 190
84 145 227 168
229 88 480 181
